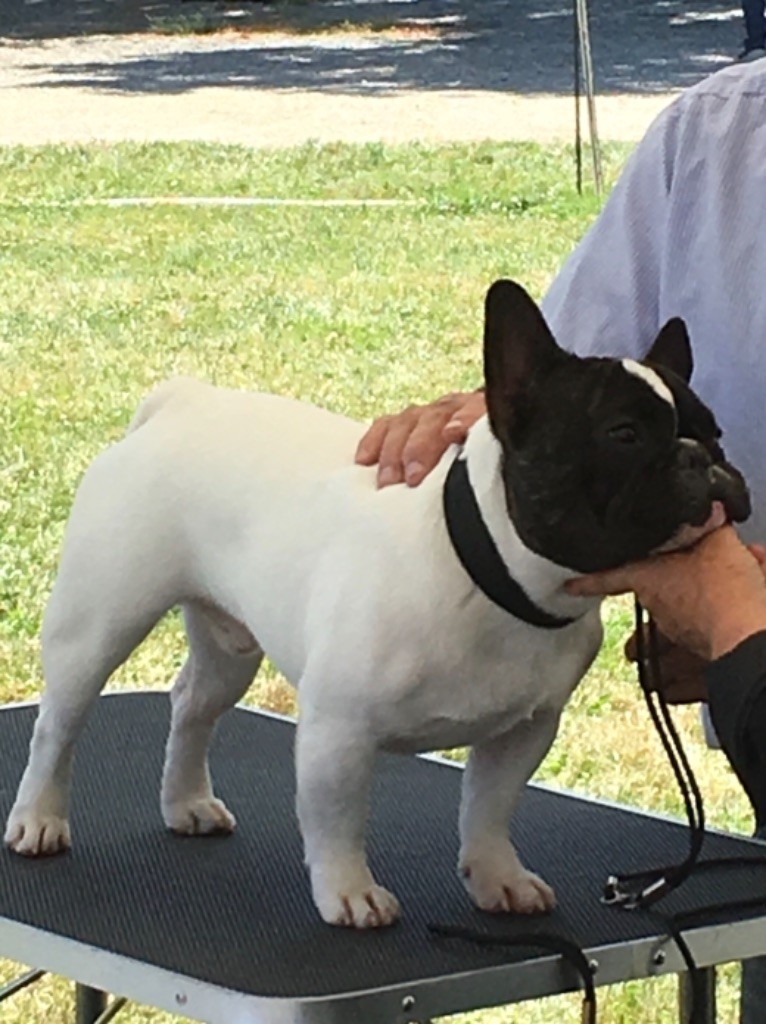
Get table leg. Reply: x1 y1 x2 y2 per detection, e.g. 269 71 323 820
679 967 717 1024
0 970 46 1002
75 984 107 1024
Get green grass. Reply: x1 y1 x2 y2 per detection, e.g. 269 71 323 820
0 140 609 214
0 141 753 1023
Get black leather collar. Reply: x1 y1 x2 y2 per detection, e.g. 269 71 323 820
443 453 577 629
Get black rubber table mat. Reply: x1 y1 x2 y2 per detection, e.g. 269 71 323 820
0 693 764 999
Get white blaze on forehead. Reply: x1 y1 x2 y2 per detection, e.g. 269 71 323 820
621 359 675 407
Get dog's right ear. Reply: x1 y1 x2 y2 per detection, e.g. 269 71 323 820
644 317 693 384
483 279 563 445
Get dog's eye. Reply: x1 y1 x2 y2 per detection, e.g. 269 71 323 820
607 424 638 445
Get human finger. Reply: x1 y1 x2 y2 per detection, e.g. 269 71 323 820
355 415 395 466
565 565 639 598
441 391 488 444
399 394 482 486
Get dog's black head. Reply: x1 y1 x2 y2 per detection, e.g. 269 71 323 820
483 279 750 574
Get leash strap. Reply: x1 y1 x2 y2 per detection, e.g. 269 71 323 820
430 535 766 1024
603 601 766 1024
602 601 706 910
428 923 597 1024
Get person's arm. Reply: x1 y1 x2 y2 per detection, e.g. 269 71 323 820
706 634 766 829
567 527 766 827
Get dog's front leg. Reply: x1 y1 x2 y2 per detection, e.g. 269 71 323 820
459 710 560 915
295 711 399 929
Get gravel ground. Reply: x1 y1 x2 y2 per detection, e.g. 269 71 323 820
0 0 747 146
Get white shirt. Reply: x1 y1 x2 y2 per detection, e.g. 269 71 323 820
541 60 766 541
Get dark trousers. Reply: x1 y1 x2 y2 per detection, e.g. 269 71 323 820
740 827 766 1022
742 0 766 50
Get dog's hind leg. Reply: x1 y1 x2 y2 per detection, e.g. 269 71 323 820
5 531 177 856
161 602 263 836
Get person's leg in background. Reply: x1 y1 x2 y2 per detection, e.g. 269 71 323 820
740 827 766 1022
739 0 766 58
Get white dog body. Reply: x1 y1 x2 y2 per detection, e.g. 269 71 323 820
95 377 602 739
8 376 601 927
13 280 742 930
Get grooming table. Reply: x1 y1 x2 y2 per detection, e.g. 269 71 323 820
0 694 765 1024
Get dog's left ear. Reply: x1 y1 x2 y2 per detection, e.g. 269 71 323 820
645 317 693 383
483 279 564 444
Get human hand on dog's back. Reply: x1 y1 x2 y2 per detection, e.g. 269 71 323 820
566 527 766 664
355 390 486 488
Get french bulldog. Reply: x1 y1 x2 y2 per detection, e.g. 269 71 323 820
5 280 749 929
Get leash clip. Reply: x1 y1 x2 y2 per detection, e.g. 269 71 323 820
601 875 638 908
602 873 672 910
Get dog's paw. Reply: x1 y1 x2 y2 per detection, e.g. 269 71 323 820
164 796 236 836
5 811 71 857
460 852 555 915
315 883 401 929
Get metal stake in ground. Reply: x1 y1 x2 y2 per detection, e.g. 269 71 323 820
573 0 604 196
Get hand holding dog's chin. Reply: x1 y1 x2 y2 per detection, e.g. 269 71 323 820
355 390 487 488
567 526 766 662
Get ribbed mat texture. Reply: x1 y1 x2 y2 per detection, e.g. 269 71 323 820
0 694 763 998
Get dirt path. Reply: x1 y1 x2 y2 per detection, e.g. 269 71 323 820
0 0 744 146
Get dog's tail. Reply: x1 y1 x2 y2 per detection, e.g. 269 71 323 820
126 377 199 436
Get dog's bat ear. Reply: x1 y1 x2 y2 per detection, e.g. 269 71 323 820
645 317 693 383
483 279 563 443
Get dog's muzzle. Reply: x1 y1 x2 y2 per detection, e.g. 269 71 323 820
709 463 751 522
678 439 751 524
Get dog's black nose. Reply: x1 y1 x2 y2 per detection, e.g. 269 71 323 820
709 464 752 523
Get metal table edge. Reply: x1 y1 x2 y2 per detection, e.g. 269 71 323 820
2 692 765 1024
1 908 765 1024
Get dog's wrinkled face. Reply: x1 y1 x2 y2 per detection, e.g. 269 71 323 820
483 280 751 574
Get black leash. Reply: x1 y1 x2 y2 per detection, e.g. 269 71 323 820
602 600 766 1024
428 923 597 1024
430 496 766 1023
602 602 706 909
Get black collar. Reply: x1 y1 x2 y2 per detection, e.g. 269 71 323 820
443 453 577 630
